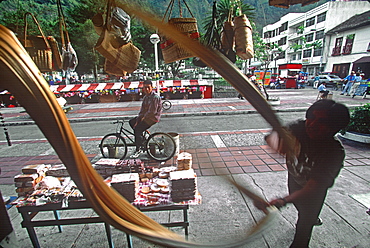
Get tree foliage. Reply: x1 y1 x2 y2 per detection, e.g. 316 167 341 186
0 0 331 76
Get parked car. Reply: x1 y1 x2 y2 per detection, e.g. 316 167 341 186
309 74 343 90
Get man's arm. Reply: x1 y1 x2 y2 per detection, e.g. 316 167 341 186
254 179 321 209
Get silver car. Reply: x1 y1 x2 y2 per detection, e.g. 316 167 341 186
312 74 343 90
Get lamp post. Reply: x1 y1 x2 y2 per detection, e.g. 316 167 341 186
150 34 160 95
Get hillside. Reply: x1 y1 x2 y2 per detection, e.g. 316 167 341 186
143 0 331 33
0 0 330 34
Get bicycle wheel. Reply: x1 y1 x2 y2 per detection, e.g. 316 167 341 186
99 133 128 159
162 100 172 110
146 132 176 161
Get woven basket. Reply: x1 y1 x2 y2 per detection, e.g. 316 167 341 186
104 59 126 76
160 17 199 64
221 21 234 53
92 13 104 35
23 13 53 72
234 14 254 60
95 29 140 73
48 36 62 70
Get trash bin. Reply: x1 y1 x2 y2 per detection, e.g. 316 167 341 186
107 146 118 158
168 132 179 156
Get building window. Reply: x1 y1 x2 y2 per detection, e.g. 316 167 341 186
313 47 323 56
342 34 355 55
279 22 288 33
297 52 302 60
278 36 287 45
305 33 314 42
332 37 343 56
264 31 273 38
317 12 326 23
303 49 312 58
276 52 285 60
305 17 315 27
315 30 324 40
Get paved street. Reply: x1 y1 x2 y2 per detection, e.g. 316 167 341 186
1 87 369 247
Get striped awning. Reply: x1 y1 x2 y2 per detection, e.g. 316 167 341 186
50 80 212 92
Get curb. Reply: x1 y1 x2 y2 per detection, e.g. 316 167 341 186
3 108 309 126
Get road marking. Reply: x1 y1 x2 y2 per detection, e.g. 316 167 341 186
211 135 226 147
40 148 54 155
228 106 237 110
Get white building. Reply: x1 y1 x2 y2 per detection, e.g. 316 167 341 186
326 10 370 78
262 0 370 77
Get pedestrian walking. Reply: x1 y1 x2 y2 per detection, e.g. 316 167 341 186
255 99 350 248
341 71 356 96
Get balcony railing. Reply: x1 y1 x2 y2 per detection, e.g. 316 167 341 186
331 46 341 56
342 43 353 55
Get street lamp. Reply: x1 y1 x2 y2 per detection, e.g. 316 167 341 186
150 34 160 95
150 34 160 72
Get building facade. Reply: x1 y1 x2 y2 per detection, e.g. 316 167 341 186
262 0 370 77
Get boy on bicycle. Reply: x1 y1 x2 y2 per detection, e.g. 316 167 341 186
129 80 162 158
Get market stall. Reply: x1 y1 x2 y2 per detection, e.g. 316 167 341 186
10 154 200 247
49 79 213 103
278 63 303 89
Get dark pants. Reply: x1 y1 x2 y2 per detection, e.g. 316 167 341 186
129 117 155 151
288 174 328 248
319 90 329 97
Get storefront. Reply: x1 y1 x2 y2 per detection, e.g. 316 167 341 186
353 56 370 78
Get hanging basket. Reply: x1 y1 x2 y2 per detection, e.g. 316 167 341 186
95 30 141 73
47 36 62 70
104 58 126 76
160 0 200 64
23 12 54 72
160 17 199 63
234 14 254 60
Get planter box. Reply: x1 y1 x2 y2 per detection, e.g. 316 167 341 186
338 131 370 144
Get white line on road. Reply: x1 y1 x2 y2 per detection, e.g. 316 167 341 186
40 148 55 155
211 135 226 148
228 106 237 110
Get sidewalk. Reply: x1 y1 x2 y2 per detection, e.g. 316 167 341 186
1 88 369 125
1 87 370 248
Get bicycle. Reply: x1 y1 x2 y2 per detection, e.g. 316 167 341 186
99 120 176 162
162 99 172 110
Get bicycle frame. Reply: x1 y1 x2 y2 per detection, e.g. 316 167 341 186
114 120 150 148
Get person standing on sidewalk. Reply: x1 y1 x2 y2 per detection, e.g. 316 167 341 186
129 80 162 158
349 72 363 97
341 71 356 95
256 99 350 248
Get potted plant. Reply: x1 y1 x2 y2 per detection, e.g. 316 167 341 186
339 103 370 143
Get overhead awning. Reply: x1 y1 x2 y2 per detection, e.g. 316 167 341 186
353 56 370 64
50 83 124 92
50 80 213 93
279 63 303 70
